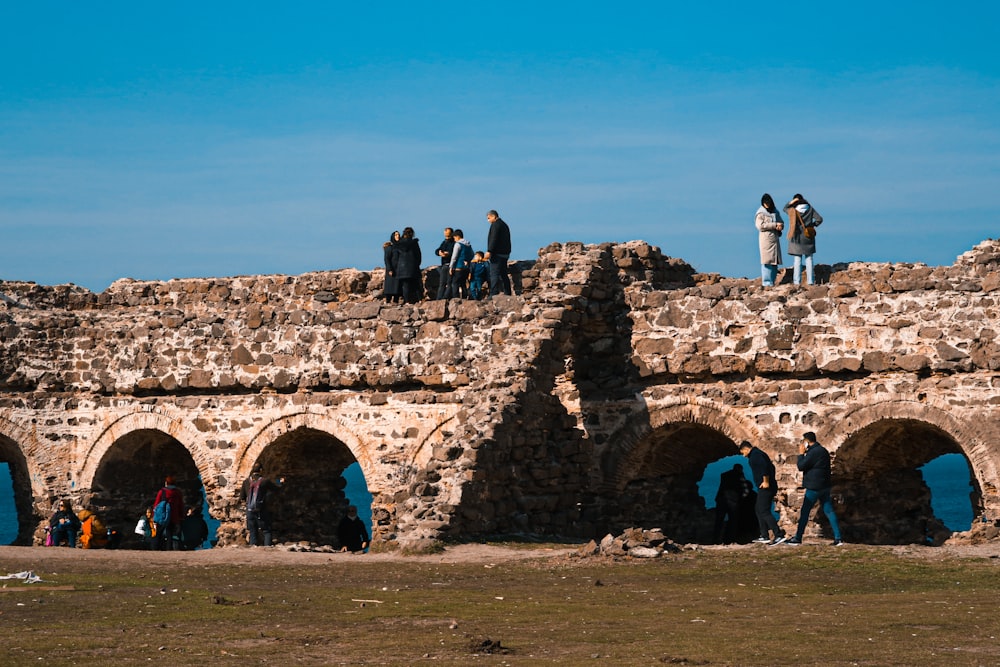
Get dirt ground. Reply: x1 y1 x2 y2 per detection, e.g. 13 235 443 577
3 538 998 570
4 540 1000 665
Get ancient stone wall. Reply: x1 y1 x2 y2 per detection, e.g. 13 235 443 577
1 238 998 547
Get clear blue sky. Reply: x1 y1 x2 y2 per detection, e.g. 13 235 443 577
1 3 998 291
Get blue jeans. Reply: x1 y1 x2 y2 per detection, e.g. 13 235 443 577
793 254 814 285
50 525 76 547
488 254 512 296
795 487 842 541
761 264 778 286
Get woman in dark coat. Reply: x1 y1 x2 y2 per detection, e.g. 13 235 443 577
382 231 402 302
391 227 423 304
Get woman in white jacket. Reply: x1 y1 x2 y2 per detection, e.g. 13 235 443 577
755 193 784 286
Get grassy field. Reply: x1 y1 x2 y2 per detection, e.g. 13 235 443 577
1 544 999 665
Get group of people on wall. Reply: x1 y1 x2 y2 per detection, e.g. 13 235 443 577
382 209 513 303
756 193 823 287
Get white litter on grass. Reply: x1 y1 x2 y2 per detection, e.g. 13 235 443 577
1 571 42 584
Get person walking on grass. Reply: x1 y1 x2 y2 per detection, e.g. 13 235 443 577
786 432 843 546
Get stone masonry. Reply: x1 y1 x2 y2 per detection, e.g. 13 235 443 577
1 238 999 548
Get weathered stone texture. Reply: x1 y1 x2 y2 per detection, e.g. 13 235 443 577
1 238 1000 547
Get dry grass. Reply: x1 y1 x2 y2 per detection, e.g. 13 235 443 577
2 543 999 665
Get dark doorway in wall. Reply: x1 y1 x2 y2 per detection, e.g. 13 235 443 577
90 428 206 549
247 427 369 548
616 423 743 543
834 419 980 545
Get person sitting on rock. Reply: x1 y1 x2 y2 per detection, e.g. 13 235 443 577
48 499 81 547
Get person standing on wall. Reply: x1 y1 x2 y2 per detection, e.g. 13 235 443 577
448 228 474 299
785 194 823 286
484 210 512 296
755 194 784 287
242 467 285 547
434 227 455 299
391 226 423 304
739 440 787 545
152 476 185 551
382 231 402 303
786 432 844 546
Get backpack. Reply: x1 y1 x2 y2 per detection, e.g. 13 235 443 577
79 510 109 549
247 479 264 511
153 497 171 525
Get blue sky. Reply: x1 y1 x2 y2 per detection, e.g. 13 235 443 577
1 3 998 291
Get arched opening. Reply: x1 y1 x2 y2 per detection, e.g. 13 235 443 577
834 419 981 545
0 435 33 545
90 429 211 549
616 423 743 544
247 427 371 548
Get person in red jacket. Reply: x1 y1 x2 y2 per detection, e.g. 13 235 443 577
153 476 185 551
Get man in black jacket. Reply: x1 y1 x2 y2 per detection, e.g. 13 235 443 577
739 440 787 545
786 432 843 546
434 227 454 300
484 210 512 296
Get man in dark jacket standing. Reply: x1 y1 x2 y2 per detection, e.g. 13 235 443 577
242 467 285 546
786 432 843 546
434 227 454 299
484 210 512 296
739 440 787 545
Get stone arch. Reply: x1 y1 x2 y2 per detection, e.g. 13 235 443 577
828 399 998 544
0 414 42 544
78 410 213 549
235 411 372 491
78 408 210 493
232 411 380 548
608 398 763 492
601 398 763 543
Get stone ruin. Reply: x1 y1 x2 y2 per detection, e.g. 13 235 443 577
1 237 1000 549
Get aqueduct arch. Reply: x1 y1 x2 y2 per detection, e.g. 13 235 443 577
78 409 211 495
3 238 1000 546
827 400 997 544
0 431 35 545
599 400 765 543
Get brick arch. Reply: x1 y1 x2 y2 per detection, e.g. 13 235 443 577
236 409 462 499
607 398 763 492
236 411 372 489
0 412 45 498
827 398 1000 514
77 408 210 493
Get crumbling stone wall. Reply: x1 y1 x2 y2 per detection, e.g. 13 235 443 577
1 238 999 547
